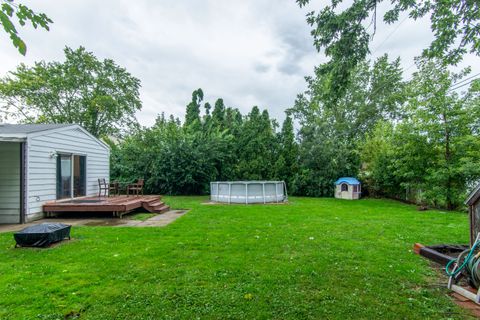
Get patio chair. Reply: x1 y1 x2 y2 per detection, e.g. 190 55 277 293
127 179 144 196
98 178 108 197
109 181 120 196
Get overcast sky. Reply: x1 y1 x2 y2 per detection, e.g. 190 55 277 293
0 0 478 126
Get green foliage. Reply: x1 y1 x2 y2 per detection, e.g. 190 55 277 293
297 0 480 100
0 0 52 55
360 59 480 208
291 0 479 208
211 98 226 129
359 122 399 197
235 107 278 180
112 113 231 195
290 55 404 196
0 46 142 137
0 197 469 318
184 88 203 131
110 55 478 209
275 115 298 187
111 89 297 195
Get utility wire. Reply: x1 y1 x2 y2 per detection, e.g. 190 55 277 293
447 77 480 92
450 72 480 89
372 15 408 54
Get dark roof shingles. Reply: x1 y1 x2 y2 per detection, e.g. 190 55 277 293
0 124 73 135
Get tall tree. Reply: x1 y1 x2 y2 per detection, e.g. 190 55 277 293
360 59 480 209
0 0 52 55
297 0 480 100
184 88 203 131
359 121 398 197
275 115 298 187
291 56 404 196
0 46 142 137
235 107 278 180
401 59 480 209
211 98 226 130
112 108 232 195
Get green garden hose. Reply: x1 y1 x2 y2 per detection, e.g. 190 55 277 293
468 254 480 288
446 238 480 288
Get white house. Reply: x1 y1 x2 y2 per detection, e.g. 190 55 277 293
0 124 110 223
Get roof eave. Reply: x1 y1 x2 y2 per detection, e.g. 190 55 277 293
0 134 27 142
466 183 480 205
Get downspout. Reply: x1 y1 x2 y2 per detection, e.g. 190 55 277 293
19 141 27 224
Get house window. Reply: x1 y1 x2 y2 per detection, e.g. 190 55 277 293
341 183 348 192
353 185 358 192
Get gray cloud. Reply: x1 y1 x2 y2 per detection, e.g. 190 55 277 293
254 62 271 74
0 0 320 126
0 0 477 127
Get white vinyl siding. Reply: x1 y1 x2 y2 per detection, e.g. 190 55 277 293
26 127 109 220
0 142 21 223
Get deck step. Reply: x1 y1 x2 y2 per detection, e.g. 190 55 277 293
152 205 170 213
141 201 164 209
143 196 162 204
147 201 164 207
141 199 169 213
151 204 167 210
144 204 169 213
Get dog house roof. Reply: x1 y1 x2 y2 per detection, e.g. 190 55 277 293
335 177 360 185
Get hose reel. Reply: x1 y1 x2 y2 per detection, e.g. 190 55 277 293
446 233 480 303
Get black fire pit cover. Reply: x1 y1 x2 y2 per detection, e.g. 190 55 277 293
14 223 71 247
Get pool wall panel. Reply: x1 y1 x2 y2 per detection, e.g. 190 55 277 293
210 181 287 204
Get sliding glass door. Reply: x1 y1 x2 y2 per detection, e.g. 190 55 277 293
73 155 86 197
56 154 86 199
56 155 72 199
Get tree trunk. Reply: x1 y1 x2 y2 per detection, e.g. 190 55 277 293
443 110 453 210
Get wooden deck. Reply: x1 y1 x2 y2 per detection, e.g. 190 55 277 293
43 195 170 218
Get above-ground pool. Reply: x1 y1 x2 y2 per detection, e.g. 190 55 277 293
210 181 287 204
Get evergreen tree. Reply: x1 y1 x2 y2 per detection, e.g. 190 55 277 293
184 88 203 131
236 107 277 180
275 115 298 187
212 98 226 130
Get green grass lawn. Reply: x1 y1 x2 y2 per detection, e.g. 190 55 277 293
0 197 470 319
